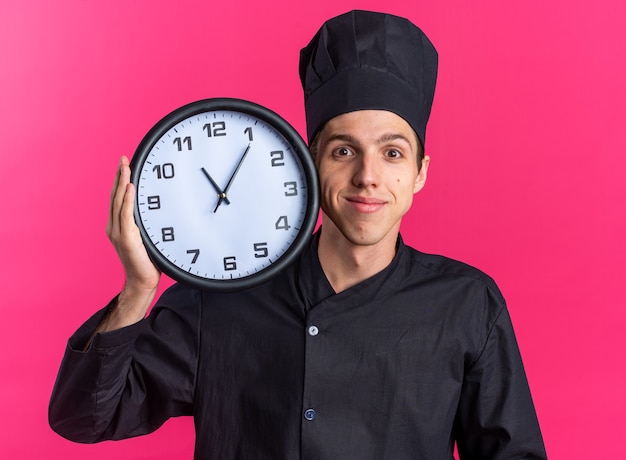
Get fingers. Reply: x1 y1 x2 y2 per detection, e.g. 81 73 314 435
107 156 131 239
120 180 136 238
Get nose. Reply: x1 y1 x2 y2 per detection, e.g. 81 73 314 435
352 153 380 188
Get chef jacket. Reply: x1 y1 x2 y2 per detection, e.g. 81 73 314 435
49 233 547 459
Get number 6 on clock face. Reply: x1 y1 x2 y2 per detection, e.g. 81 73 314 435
130 98 319 292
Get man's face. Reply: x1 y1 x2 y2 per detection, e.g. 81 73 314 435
314 110 429 248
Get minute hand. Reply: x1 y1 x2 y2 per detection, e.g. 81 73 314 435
214 143 251 212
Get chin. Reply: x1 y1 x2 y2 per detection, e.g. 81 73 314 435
339 227 391 247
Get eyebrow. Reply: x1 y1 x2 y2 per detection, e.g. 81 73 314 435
325 132 414 148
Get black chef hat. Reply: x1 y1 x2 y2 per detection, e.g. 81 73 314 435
299 10 438 149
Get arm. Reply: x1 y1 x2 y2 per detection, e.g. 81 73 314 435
49 157 197 441
453 307 547 459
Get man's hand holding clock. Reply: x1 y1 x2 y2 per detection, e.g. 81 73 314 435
90 156 162 337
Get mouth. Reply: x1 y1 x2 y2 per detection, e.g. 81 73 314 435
345 196 386 214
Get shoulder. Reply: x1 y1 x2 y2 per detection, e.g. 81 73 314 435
406 246 503 300
399 243 507 329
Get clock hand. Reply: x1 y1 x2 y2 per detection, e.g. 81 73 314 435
201 167 230 206
214 143 251 212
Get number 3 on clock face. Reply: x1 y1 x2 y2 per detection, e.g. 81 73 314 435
130 98 319 292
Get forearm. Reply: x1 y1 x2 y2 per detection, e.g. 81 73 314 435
94 285 156 332
49 285 200 443
455 308 547 459
49 303 142 442
80 283 157 352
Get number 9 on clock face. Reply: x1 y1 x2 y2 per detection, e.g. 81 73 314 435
130 98 319 291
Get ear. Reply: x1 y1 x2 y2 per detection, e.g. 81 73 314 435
413 155 430 194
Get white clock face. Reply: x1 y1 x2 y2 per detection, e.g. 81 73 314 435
134 104 315 288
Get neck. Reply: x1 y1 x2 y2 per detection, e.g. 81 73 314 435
317 224 398 293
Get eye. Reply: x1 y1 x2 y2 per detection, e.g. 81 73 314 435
333 146 354 158
384 149 403 159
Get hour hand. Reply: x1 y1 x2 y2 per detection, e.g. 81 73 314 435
201 167 230 207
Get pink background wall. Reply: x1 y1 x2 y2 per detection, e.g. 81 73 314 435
1 1 624 458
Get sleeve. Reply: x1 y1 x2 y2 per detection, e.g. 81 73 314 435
453 294 547 459
48 285 201 443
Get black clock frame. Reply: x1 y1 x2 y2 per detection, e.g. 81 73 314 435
130 98 320 292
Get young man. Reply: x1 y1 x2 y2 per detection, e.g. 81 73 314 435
50 10 547 459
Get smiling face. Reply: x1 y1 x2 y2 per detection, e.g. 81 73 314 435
314 110 429 250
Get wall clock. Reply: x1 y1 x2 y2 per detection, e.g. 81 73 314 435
130 98 319 291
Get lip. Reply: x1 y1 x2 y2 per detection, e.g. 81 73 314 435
344 196 386 214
